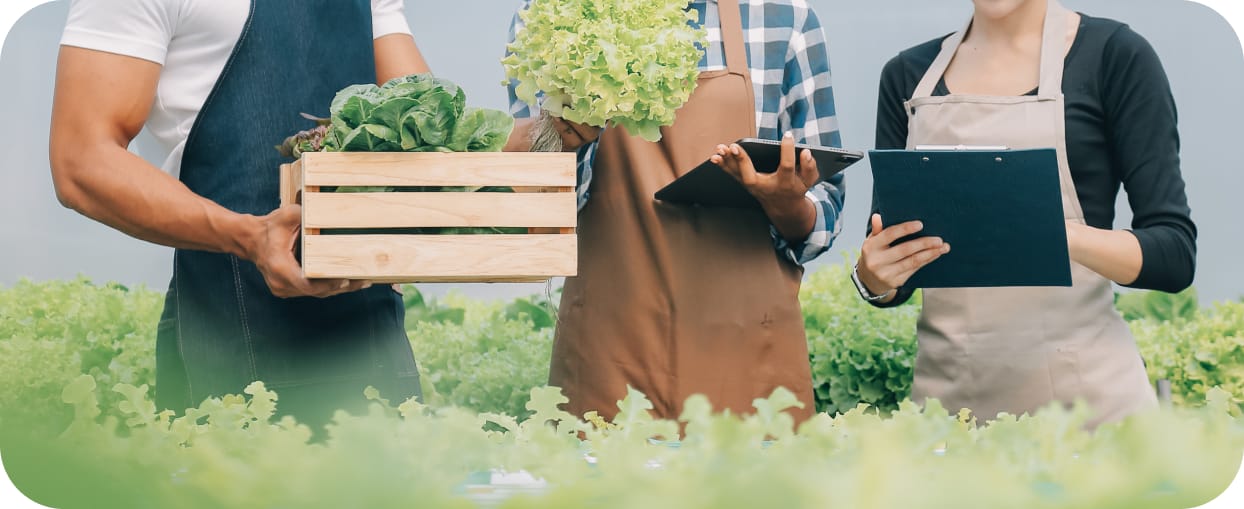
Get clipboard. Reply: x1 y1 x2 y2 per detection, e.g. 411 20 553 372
655 138 863 209
868 147 1072 289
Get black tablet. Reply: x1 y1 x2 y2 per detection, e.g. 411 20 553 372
655 138 863 209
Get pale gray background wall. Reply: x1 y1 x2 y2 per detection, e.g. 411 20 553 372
2 0 1241 303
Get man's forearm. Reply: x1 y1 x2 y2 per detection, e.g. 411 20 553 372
766 196 817 244
52 143 262 259
374 34 430 84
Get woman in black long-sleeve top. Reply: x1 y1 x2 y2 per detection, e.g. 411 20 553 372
851 0 1196 427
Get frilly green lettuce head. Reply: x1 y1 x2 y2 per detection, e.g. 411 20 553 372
502 0 707 142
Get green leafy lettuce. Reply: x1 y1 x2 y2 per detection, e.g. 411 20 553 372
323 74 513 154
502 0 706 142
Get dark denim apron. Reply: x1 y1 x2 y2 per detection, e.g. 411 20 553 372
155 0 421 428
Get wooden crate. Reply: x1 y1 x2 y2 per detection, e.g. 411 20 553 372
279 152 578 283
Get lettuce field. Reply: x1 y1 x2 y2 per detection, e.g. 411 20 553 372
1 261 1242 509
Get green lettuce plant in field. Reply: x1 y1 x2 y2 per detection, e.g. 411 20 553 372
502 0 706 142
1132 301 1244 414
0 278 160 432
800 260 921 415
1116 287 1200 323
3 269 1244 508
2 376 1240 509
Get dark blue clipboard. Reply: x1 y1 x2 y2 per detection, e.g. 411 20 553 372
868 148 1072 289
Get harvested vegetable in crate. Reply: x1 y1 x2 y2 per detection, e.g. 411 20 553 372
278 73 514 161
278 74 525 234
502 0 706 147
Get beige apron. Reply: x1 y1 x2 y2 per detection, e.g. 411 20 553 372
905 0 1156 428
549 0 815 425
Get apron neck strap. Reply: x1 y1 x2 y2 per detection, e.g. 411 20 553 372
718 0 748 77
911 0 1070 100
1036 0 1070 96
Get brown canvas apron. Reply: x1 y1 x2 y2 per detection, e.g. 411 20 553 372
905 0 1156 428
549 0 815 424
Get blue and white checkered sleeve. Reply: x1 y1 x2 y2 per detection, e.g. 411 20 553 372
770 3 845 266
506 4 534 119
506 1 597 211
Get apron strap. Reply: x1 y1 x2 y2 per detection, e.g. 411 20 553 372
718 0 747 78
912 18 970 100
912 0 1070 100
1037 0 1071 97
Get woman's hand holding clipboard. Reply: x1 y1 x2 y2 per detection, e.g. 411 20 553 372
866 147 1073 290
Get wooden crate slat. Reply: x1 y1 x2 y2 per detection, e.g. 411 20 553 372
279 163 293 207
302 192 577 229
302 234 577 280
301 152 576 187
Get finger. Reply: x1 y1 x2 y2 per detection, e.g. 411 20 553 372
874 220 926 247
891 243 952 283
558 118 586 145
863 235 939 280
711 144 732 167
265 263 309 299
568 121 600 142
275 203 302 223
300 278 358 298
714 145 743 180
729 143 760 186
265 277 293 299
777 131 796 176
877 236 945 267
798 149 819 188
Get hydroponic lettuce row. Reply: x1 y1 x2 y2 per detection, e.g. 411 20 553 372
3 375 1241 509
502 0 706 142
3 264 1242 435
1 270 1243 508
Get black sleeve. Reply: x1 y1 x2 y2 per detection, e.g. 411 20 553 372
876 55 911 151
865 55 918 308
1099 25 1197 293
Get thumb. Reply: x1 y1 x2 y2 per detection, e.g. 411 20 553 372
868 213 883 238
276 204 302 225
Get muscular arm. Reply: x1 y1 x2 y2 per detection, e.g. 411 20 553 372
49 47 261 257
49 46 362 298
373 33 429 84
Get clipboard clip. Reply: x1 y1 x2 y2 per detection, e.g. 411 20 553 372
915 145 1011 151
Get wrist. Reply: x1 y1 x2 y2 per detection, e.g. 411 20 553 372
1065 221 1088 263
766 195 816 243
852 263 896 302
765 193 814 225
226 213 265 261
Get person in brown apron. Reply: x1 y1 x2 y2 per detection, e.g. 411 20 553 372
516 0 835 425
854 0 1195 428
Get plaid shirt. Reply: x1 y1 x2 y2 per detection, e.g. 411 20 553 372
507 0 844 265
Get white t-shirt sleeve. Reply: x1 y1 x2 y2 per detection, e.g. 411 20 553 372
372 0 412 39
60 0 178 65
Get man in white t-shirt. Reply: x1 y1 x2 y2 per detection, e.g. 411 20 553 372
50 0 429 432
